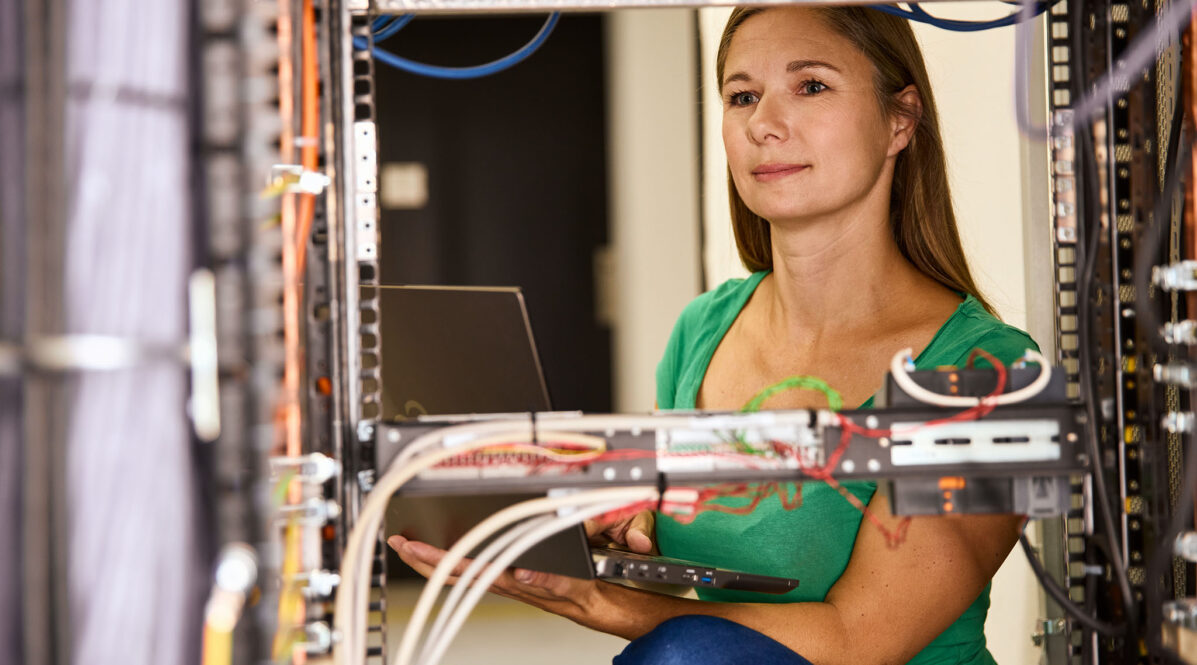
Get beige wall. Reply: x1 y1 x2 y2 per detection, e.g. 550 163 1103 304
605 9 703 412
697 5 1046 663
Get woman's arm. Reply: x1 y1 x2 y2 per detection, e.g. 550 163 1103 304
393 492 1022 665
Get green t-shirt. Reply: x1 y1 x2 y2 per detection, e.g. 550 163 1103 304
654 271 1039 665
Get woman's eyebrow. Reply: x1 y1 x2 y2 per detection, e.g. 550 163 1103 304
722 59 841 88
786 59 840 74
723 71 754 87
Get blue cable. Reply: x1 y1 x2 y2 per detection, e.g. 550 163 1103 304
373 14 414 42
871 2 1051 31
354 13 560 80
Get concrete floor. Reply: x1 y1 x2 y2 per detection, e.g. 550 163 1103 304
386 582 629 665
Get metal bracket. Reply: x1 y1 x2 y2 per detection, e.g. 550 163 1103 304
188 269 221 441
1163 599 1197 661
1031 617 1067 646
0 335 185 375
276 498 342 526
270 453 340 484
270 164 331 195
1050 110 1077 243
296 621 333 654
1163 320 1197 345
1154 261 1197 291
1163 412 1196 434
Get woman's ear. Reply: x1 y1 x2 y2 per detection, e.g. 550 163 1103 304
888 85 922 156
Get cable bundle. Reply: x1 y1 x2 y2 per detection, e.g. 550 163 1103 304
59 0 202 662
0 0 24 657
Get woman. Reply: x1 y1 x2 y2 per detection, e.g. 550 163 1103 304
390 6 1036 664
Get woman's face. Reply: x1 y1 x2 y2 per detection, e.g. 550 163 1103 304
721 8 910 226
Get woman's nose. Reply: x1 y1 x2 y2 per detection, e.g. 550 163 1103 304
747 94 789 144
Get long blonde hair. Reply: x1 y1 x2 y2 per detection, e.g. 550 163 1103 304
717 7 993 313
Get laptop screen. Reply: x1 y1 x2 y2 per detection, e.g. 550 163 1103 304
377 285 552 420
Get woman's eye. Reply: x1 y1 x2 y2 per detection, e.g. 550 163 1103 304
800 80 828 95
728 91 759 106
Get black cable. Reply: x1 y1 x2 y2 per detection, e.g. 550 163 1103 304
1069 0 1140 650
1144 388 1197 663
1132 38 1188 360
1137 95 1192 662
1075 110 1141 657
1021 533 1125 635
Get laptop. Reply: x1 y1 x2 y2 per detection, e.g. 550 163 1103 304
377 285 551 420
378 285 800 594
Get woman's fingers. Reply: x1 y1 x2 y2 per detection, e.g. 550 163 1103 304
384 536 597 618
386 536 562 598
511 568 578 597
388 536 465 582
626 510 655 553
583 518 609 542
585 509 657 551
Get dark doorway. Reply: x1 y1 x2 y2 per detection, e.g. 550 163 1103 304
373 14 612 413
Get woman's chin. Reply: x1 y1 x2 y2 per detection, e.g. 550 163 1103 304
745 203 824 225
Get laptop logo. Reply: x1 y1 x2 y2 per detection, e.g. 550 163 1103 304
405 400 428 418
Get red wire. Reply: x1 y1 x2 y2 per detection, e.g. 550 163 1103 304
791 350 1009 548
434 354 1009 546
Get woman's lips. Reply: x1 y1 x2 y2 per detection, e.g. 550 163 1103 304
752 163 808 182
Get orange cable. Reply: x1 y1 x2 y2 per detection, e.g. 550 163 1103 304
296 0 319 275
276 0 306 662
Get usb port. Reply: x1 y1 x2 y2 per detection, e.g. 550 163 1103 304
700 576 713 584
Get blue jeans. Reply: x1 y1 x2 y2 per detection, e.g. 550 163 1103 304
613 615 814 665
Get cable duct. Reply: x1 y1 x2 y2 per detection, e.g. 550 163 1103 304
59 0 203 662
0 0 26 662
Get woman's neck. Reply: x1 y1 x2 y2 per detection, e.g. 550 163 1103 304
762 204 948 341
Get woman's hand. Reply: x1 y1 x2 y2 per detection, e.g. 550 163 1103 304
387 535 602 622
584 509 656 554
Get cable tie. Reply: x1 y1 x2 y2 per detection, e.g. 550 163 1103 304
655 471 667 514
530 409 538 445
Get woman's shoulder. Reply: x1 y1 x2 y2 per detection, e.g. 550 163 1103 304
673 271 768 333
657 272 768 409
920 294 1039 369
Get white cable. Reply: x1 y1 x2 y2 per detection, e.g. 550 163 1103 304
420 515 557 656
342 420 549 664
393 487 658 665
423 483 703 659
335 413 687 665
417 498 649 665
888 348 1053 408
335 418 538 664
338 411 810 665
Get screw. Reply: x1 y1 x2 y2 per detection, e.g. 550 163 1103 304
358 469 375 493
357 421 375 443
298 622 332 654
301 570 342 598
